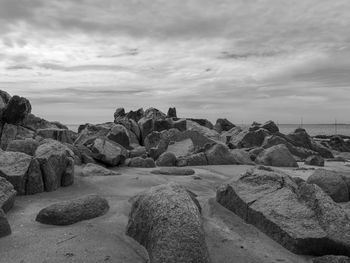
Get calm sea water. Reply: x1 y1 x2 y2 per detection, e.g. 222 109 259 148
66 123 350 136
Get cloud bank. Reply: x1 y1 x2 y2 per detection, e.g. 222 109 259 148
0 0 350 124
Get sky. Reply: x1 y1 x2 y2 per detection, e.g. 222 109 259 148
0 0 350 124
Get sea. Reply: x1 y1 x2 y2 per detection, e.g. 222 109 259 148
66 123 350 137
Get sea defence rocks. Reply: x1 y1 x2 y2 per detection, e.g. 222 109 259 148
2 95 31 124
214 118 235 133
151 167 195 176
307 169 349 203
205 143 240 165
256 144 298 167
216 168 350 256
0 177 16 213
0 209 11 238
35 139 74 191
90 137 128 166
6 138 39 156
305 155 325 167
126 183 210 263
155 152 177 167
0 123 35 150
36 128 76 144
36 195 109 225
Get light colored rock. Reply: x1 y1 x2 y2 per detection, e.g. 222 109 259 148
90 138 128 166
256 144 298 167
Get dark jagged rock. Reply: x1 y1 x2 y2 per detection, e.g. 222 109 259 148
0 209 11 238
35 139 75 191
0 90 11 108
126 183 210 263
126 108 144 122
151 167 195 176
0 177 16 213
217 168 350 256
155 152 177 167
256 144 298 167
261 120 279 134
36 194 109 225
214 118 235 133
114 107 126 120
2 95 31 124
229 128 270 148
305 155 325 167
307 169 349 203
106 124 130 149
6 138 39 156
167 107 177 118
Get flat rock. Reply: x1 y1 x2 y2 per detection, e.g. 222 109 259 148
36 194 109 225
81 163 120 177
217 168 350 256
312 255 350 263
126 182 210 263
151 167 195 176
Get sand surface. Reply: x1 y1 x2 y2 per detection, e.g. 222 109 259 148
1 162 349 263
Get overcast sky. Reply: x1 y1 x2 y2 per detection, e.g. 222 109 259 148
0 0 350 124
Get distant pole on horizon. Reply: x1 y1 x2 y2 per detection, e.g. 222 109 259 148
335 118 338 135
300 117 303 128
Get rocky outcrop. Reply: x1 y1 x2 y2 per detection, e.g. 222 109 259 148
217 168 350 256
126 183 210 263
256 144 298 167
6 138 39 156
230 149 255 165
36 194 109 225
167 107 177 118
307 169 349 203
305 155 325 167
35 140 75 191
90 137 128 166
151 167 195 176
187 118 214 129
229 128 270 148
155 152 177 167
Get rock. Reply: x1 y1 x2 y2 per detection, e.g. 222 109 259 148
187 118 214 129
26 158 44 195
2 95 31 124
167 107 177 118
214 118 235 133
35 140 75 192
216 168 350 256
305 155 325 167
312 255 350 263
0 123 35 150
287 128 313 149
0 151 32 195
311 141 334 159
6 138 39 156
36 128 76 144
230 149 255 165
74 122 114 145
248 147 264 161
151 167 195 176
0 90 11 109
138 117 154 141
114 107 125 119
75 144 96 164
0 177 16 213
166 139 194 158
144 107 166 120
256 144 298 167
126 108 144 122
90 138 128 166
186 120 220 141
0 209 11 238
179 152 208 166
21 113 67 131
81 163 120 177
129 146 147 158
36 194 109 226
205 144 240 165
129 157 156 168
156 152 177 167
126 183 209 263
106 124 130 149
229 128 270 148
261 120 279 134
307 169 349 203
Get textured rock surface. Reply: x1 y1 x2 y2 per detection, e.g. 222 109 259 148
81 163 120 177
6 138 39 156
0 123 35 150
126 183 210 263
217 168 350 256
307 169 349 203
36 195 109 225
151 167 195 176
155 152 177 167
2 95 31 124
305 155 325 167
90 138 128 166
0 177 16 213
205 144 240 165
128 157 156 168
37 128 76 144
0 209 11 238
256 144 298 167
312 255 350 263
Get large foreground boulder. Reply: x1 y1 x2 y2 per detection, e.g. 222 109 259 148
35 140 74 191
307 169 349 203
155 152 177 167
126 183 210 263
36 194 109 225
256 144 298 167
217 168 350 256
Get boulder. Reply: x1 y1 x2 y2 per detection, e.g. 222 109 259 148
26 158 44 195
0 209 11 238
2 95 31 124
214 118 235 133
261 120 279 134
307 169 349 203
35 140 75 191
90 138 128 166
114 107 125 120
156 152 177 167
187 118 214 129
106 124 130 149
0 151 32 195
138 117 154 141
205 144 240 165
166 139 194 158
216 168 350 256
186 120 220 141
230 149 255 165
167 107 177 118
256 144 298 167
36 128 76 144
6 138 39 156
312 255 350 263
36 194 109 225
305 155 325 167
129 157 156 168
81 163 120 177
0 177 16 213
229 128 270 148
75 144 96 164
0 123 35 150
129 146 147 158
151 167 195 176
0 90 11 109
126 108 144 122
74 122 114 145
126 183 210 263
178 152 208 166
21 113 67 131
